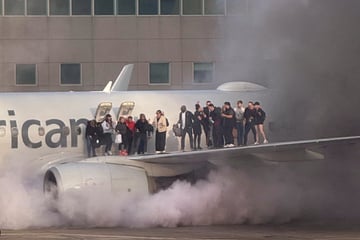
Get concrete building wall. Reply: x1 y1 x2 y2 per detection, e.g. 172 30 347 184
0 13 227 92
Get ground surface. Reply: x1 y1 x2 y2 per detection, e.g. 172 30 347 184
2 224 360 240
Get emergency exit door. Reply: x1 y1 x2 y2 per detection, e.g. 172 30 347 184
117 101 135 119
95 102 112 122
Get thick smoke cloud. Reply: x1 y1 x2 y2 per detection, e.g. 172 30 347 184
223 0 360 140
1 147 360 229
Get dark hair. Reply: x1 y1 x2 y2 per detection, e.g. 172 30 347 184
195 103 200 110
224 101 231 106
156 110 162 114
237 100 243 104
248 101 254 105
254 101 260 106
105 114 112 118
208 103 214 107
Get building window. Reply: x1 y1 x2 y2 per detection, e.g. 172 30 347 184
117 0 135 15
182 0 202 15
72 0 91 15
16 64 36 85
0 0 3 15
27 0 47 15
149 63 170 84
4 0 25 15
194 63 213 83
61 64 81 85
49 0 70 15
160 0 179 15
138 0 158 15
94 0 114 15
204 0 225 15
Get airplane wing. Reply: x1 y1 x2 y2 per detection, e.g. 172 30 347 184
129 136 360 165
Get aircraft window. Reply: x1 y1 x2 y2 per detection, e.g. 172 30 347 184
38 127 45 136
0 127 5 137
117 101 135 119
11 127 19 137
95 102 112 123
63 126 70 136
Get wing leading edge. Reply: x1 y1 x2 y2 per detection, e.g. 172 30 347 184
129 136 360 165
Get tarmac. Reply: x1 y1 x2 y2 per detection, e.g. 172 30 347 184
2 224 360 240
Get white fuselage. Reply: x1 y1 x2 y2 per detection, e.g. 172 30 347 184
0 89 272 165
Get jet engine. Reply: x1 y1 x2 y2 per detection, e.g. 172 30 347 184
44 161 151 198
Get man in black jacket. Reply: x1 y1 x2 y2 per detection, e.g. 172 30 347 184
178 105 194 151
221 102 235 147
208 103 223 148
243 101 257 145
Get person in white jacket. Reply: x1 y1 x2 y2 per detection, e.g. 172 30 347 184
101 114 115 155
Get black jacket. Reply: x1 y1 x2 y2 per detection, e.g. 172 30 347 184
255 108 266 124
244 108 257 124
178 111 194 129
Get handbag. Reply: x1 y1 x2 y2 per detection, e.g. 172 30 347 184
172 124 182 137
115 134 122 144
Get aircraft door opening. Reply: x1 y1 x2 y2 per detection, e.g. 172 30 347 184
117 101 135 119
95 102 112 122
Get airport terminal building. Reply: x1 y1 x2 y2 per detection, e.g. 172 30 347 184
0 0 252 92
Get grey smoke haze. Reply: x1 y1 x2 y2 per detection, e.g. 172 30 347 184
222 0 360 140
1 146 360 229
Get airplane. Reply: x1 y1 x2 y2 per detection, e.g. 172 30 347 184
0 64 359 200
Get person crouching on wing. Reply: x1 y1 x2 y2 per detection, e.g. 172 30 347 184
101 114 115 155
254 102 268 144
153 110 167 153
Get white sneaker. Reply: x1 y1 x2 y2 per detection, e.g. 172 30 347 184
263 139 268 144
224 144 230 148
107 151 113 155
254 142 259 145
155 151 161 154
228 144 235 148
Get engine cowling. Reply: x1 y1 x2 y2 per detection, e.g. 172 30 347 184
44 161 150 198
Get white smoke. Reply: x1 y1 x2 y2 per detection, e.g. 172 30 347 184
1 154 360 229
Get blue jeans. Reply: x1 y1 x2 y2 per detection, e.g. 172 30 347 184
236 122 244 146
